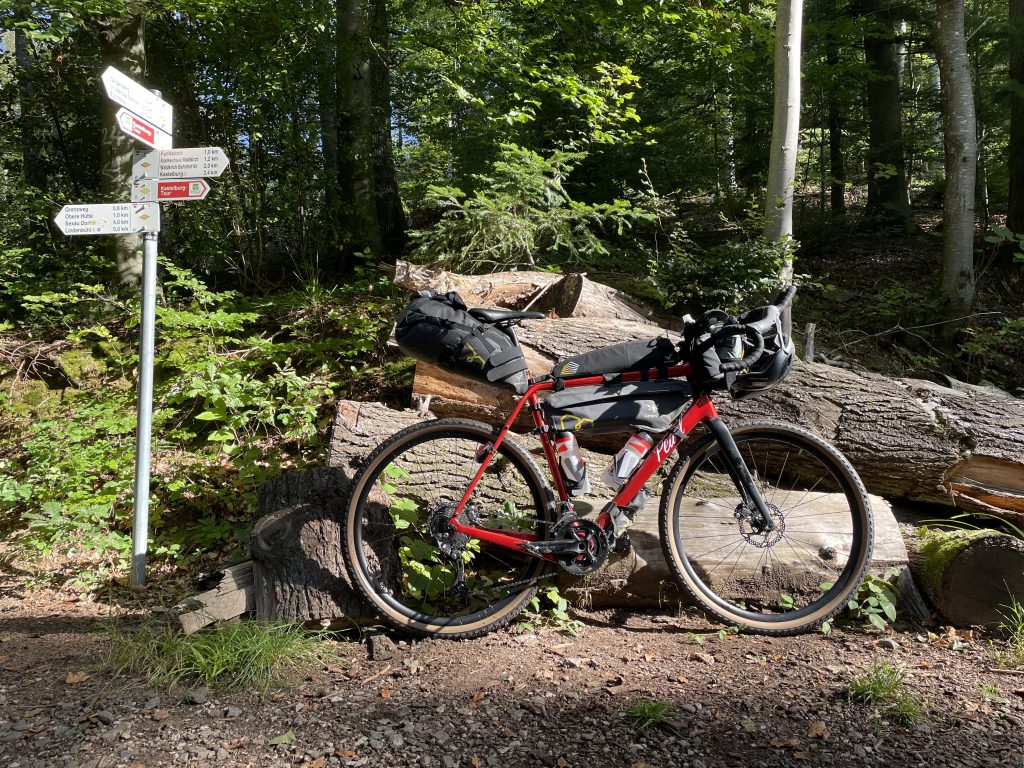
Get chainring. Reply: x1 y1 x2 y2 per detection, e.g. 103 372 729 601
550 517 609 576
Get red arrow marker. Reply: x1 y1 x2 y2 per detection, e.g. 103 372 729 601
116 108 171 150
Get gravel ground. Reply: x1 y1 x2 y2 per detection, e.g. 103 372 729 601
2 582 1024 768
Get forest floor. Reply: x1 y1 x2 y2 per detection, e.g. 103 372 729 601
2 577 1024 768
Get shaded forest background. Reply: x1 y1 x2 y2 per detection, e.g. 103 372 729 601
1 0 1023 587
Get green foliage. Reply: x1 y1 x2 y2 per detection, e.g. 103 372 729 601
993 597 1024 669
2 264 404 585
838 572 899 631
103 618 325 691
411 144 651 272
624 699 681 733
848 661 925 725
517 584 584 636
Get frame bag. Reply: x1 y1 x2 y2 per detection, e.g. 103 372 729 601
395 291 530 395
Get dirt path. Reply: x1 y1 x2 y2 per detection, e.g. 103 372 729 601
2 582 1024 768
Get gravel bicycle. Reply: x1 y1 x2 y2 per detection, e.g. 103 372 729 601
341 286 874 639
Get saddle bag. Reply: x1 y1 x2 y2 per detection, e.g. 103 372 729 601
394 291 531 395
545 380 693 434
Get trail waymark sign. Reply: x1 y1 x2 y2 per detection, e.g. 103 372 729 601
116 108 172 150
133 148 228 179
132 178 210 202
102 66 173 133
55 203 160 235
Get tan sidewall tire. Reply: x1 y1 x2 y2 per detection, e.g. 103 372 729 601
342 418 555 639
659 422 874 635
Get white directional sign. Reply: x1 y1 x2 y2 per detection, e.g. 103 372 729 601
54 203 160 235
133 148 228 180
116 108 172 150
102 67 173 134
131 178 211 203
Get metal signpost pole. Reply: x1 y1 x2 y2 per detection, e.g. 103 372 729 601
130 228 158 587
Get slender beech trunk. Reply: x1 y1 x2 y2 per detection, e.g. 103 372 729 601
935 0 977 324
1009 0 1024 234
862 0 914 229
98 14 146 288
764 0 803 336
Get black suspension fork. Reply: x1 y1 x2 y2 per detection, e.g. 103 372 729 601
705 418 775 531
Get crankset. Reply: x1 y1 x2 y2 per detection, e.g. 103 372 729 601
522 517 609 576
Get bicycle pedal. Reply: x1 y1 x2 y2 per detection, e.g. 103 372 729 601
613 531 632 555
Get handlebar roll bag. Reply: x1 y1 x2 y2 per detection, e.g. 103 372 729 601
545 380 693 434
395 292 530 394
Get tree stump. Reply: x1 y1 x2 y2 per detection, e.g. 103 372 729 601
906 527 1024 627
251 402 430 623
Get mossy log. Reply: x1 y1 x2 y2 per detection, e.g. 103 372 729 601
906 527 1024 627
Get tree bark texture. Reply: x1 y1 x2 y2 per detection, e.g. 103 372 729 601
98 14 146 288
399 269 1024 522
862 0 914 229
906 528 1024 627
369 0 407 256
251 402 431 622
763 0 802 250
15 23 46 191
1008 0 1024 235
934 0 977 322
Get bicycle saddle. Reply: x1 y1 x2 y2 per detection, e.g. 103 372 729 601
468 308 546 323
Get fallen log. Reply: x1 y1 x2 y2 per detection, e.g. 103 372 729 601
178 561 255 634
399 268 1024 522
395 260 659 325
905 527 1024 627
250 398 910 623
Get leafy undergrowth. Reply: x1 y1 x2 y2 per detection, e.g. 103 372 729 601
104 618 327 691
0 261 411 591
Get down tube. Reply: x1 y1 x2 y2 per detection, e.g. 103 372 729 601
611 395 719 508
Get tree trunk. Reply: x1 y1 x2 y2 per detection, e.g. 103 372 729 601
862 0 915 229
763 0 803 324
318 8 342 258
1008 0 1024 234
906 527 1024 627
935 0 977 324
369 0 407 256
337 0 382 262
98 14 146 288
825 3 846 216
15 21 46 191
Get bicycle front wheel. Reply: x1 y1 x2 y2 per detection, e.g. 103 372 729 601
342 418 556 639
660 422 873 634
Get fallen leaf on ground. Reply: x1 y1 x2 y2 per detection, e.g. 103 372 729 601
151 710 169 722
65 671 89 684
630 763 656 768
770 735 800 748
794 751 812 759
268 730 296 746
807 721 831 740
470 756 481 768
308 757 325 768
472 690 486 702
336 749 357 758
558 758 569 767
380 689 391 698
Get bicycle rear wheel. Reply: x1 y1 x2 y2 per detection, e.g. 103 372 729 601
342 419 556 639
660 422 873 634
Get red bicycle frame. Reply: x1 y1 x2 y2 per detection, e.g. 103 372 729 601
444 362 721 557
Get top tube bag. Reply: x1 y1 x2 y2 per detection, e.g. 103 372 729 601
395 291 531 395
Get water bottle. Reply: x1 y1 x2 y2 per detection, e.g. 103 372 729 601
602 432 652 490
555 432 591 496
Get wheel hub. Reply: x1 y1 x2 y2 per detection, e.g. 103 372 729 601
737 502 785 548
